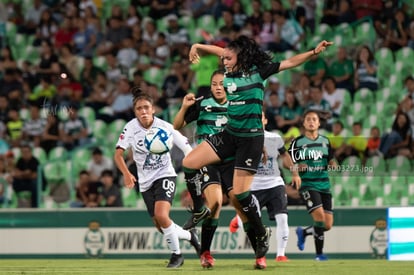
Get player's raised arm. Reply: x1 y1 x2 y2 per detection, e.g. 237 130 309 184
189 43 225 64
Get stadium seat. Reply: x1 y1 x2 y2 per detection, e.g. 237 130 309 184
383 175 408 206
196 14 217 35
387 156 412 176
92 119 108 144
365 155 386 176
32 147 47 164
48 146 68 161
350 101 368 123
108 119 126 135
43 162 66 185
71 147 92 172
333 23 354 47
394 47 414 77
143 66 164 87
315 23 333 41
407 177 414 205
354 88 374 105
122 187 139 207
78 106 96 127
361 175 384 204
353 21 376 47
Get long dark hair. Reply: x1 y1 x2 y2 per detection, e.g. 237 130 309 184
392 112 411 138
227 35 272 75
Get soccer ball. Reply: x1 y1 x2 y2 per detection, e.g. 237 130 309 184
144 126 173 154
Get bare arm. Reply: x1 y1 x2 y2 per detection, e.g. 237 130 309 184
189 43 225 64
114 148 136 189
279 40 333 71
281 152 301 190
173 93 197 130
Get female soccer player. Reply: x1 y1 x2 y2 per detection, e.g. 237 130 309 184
289 109 338 261
174 70 233 268
114 88 200 268
229 112 301 265
182 35 333 268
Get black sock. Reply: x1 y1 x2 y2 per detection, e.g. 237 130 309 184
200 218 218 253
236 192 265 237
304 225 314 236
184 168 204 211
314 225 325 255
245 225 257 253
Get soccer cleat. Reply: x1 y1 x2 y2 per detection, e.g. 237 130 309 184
229 216 239 233
296 227 305 251
275 255 289 262
200 250 215 268
167 253 184 268
255 226 271 258
315 254 328 261
182 206 211 230
189 228 201 257
254 257 267 269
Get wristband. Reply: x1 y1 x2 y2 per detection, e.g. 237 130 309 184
313 48 317 55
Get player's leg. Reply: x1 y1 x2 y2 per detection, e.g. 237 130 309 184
199 183 222 268
272 185 289 262
182 141 220 229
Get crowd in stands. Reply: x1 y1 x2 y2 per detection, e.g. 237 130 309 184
1 0 414 208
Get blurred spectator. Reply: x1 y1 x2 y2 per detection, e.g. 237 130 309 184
302 0 317 33
273 10 305 52
58 43 79 81
0 68 23 98
59 105 89 150
70 170 99 208
337 0 356 25
18 0 48 35
22 103 46 148
161 61 188 100
116 37 139 72
79 56 103 96
33 9 58 47
39 114 60 155
320 0 339 27
408 21 414 50
365 126 382 158
276 88 303 134
0 95 10 123
335 121 368 163
85 71 113 113
165 14 189 57
381 9 409 52
125 4 141 28
257 10 278 51
141 19 159 47
379 112 412 158
328 46 355 94
11 144 40 208
306 85 333 131
78 0 97 18
354 45 379 92
148 0 177 20
264 92 281 132
373 0 399 41
87 147 114 183
0 156 13 205
72 17 97 57
36 39 60 77
188 0 216 18
352 0 382 20
153 33 171 68
264 76 285 104
286 0 307 29
98 169 123 207
29 74 57 102
294 73 312 107
105 51 124 85
20 61 38 90
0 46 18 74
304 50 328 86
246 0 263 37
326 120 345 155
98 16 131 55
53 16 76 50
6 108 23 148
231 0 248 29
401 76 414 103
322 77 345 118
55 71 83 108
100 77 133 122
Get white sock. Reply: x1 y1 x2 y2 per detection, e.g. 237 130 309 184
275 213 289 257
173 223 191 240
161 223 181 255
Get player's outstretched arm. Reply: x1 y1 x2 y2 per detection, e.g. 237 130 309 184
279 40 333 72
114 148 136 189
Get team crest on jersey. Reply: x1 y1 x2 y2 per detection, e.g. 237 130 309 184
227 82 237 94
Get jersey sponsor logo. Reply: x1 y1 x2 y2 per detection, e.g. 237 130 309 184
143 153 167 170
229 101 245 105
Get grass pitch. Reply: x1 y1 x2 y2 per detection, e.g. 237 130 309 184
1 259 414 275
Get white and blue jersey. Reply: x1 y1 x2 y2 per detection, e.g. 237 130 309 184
116 116 192 192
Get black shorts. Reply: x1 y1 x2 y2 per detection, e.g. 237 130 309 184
141 177 176 217
252 185 288 221
300 190 333 214
200 160 234 195
206 130 264 173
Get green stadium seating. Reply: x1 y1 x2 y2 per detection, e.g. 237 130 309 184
32 147 47 165
365 155 387 176
383 176 408 206
48 146 68 161
92 119 108 144
387 156 412 176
